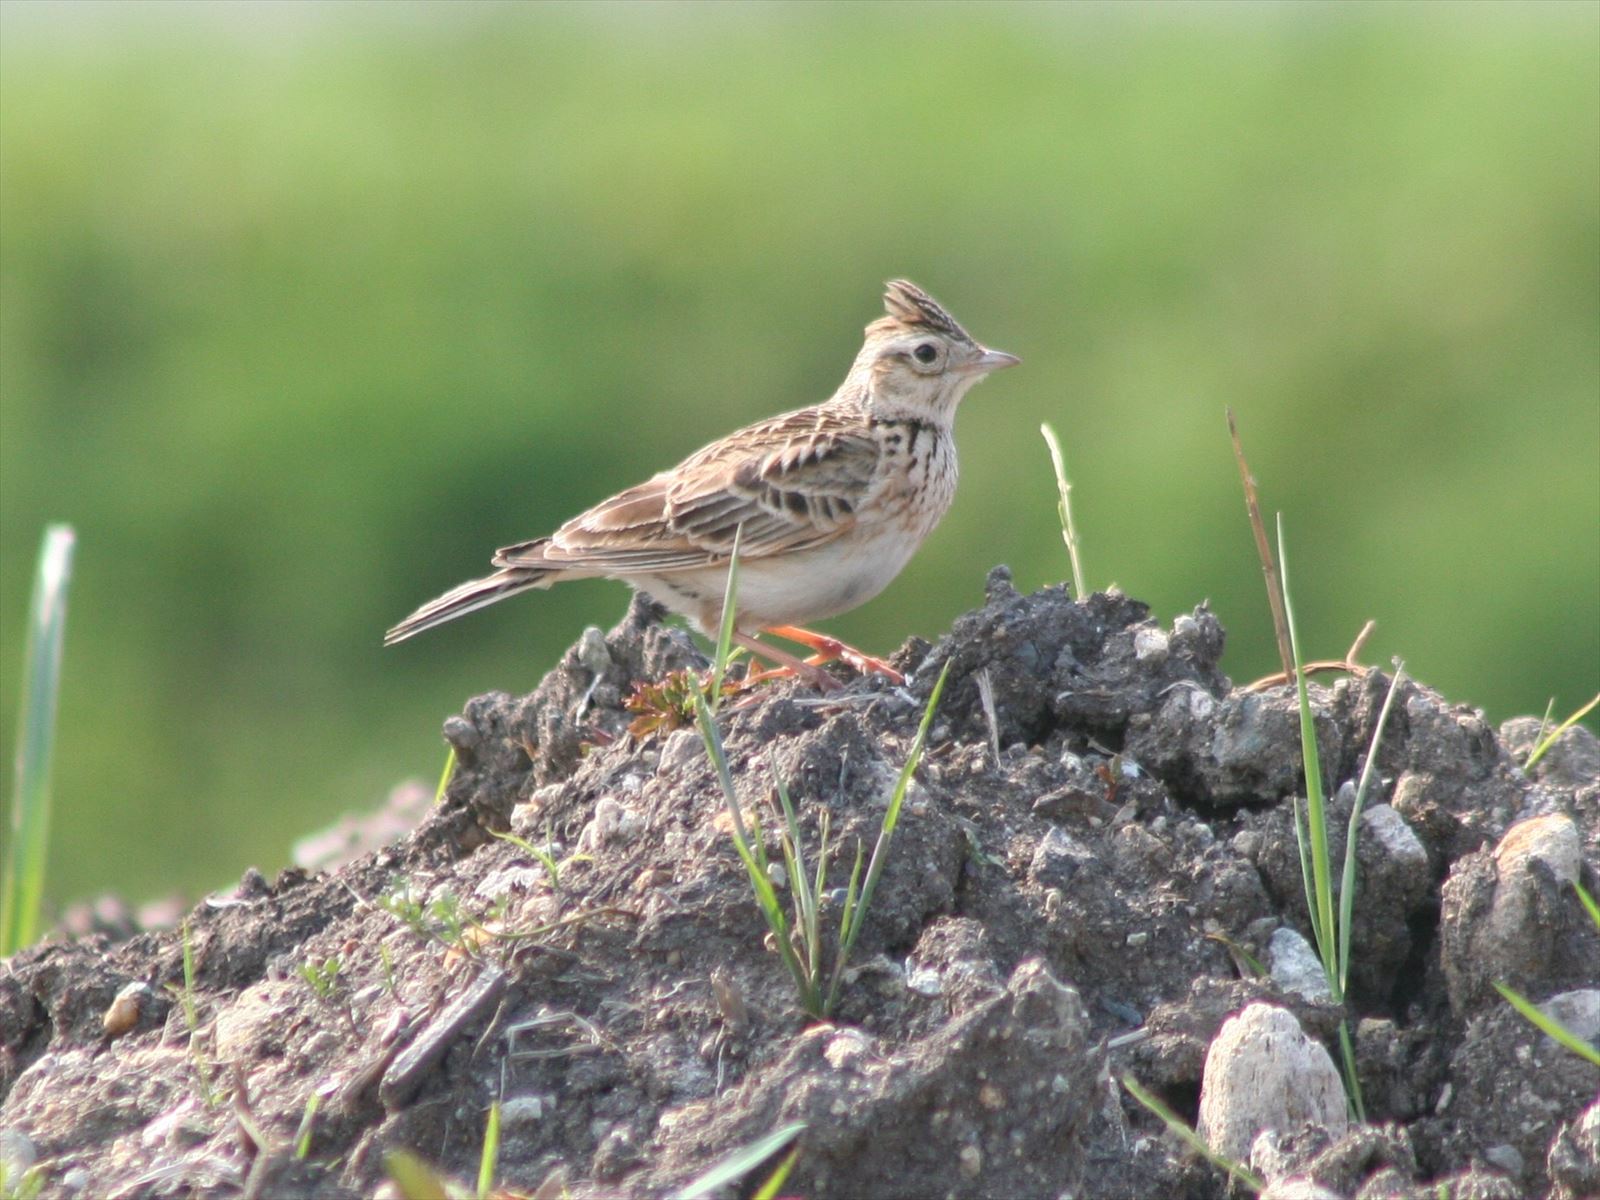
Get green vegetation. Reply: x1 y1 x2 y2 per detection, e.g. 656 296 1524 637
1279 518 1407 1118
695 539 951 1019
1 4 1594 907
172 917 222 1109
1040 422 1086 599
673 1121 807 1200
297 954 344 1002
1525 694 1600 771
0 525 73 955
1494 880 1600 1069
1119 1074 1263 1195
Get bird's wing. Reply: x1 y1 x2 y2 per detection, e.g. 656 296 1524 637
492 406 881 573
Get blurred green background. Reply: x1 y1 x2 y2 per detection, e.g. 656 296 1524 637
2 1 1596 909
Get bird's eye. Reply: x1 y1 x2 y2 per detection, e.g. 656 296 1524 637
912 342 940 365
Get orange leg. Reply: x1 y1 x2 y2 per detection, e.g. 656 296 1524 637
763 625 906 685
731 632 841 692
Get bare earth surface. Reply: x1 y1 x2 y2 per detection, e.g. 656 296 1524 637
3 568 1597 1198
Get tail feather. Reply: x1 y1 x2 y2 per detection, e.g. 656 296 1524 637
384 568 553 646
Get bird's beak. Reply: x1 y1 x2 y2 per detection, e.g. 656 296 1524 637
969 346 1021 374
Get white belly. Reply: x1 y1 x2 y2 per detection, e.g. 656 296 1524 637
729 522 927 627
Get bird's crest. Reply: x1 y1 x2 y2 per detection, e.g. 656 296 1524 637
875 279 973 343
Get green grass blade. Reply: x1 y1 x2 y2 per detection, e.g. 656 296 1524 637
751 1145 801 1200
709 525 744 712
1575 881 1600 934
2 524 76 956
1277 518 1337 986
476 1100 500 1198
673 1121 807 1200
809 808 832 983
1525 692 1600 770
1494 982 1600 1067
294 1092 319 1160
826 661 949 1013
1338 664 1404 996
1336 1018 1366 1122
695 689 814 1012
1040 422 1086 598
1120 1074 1264 1193
772 770 819 986
836 838 865 963
385 1151 466 1200
434 747 456 804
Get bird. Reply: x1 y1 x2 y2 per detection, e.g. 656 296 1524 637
385 280 1019 689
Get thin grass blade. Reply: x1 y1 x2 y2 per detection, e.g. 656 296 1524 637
2 524 76 955
434 747 456 804
1277 517 1337 983
1336 1020 1366 1122
751 1145 801 1200
1525 693 1600 770
695 689 813 1010
1494 982 1600 1067
826 661 949 1012
771 769 819 984
1575 881 1600 934
476 1100 501 1198
1040 422 1086 598
1120 1074 1264 1192
1339 664 1405 995
672 1121 807 1200
709 526 743 712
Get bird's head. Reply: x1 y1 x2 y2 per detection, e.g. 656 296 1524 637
850 280 1019 422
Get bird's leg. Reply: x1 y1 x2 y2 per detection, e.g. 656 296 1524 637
730 632 842 692
763 625 906 685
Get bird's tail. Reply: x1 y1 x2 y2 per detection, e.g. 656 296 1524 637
383 567 553 646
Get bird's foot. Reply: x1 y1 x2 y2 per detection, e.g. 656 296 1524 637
762 625 905 686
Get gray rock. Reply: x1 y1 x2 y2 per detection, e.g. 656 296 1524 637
1268 927 1333 1004
1441 812 1584 1015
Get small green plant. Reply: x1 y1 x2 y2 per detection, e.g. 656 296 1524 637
171 918 222 1108
673 1121 806 1200
435 747 457 803
379 942 399 996
624 668 742 737
1040 422 1086 598
297 955 343 1002
1494 879 1600 1067
693 532 950 1018
477 1100 502 1198
1524 693 1600 771
1120 1075 1263 1194
384 1151 468 1200
490 828 566 891
0 1158 49 1200
378 879 473 952
1 524 76 956
381 1103 516 1200
294 1091 320 1160
1278 519 1405 1120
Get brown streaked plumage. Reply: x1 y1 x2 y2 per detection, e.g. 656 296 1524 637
385 280 1018 688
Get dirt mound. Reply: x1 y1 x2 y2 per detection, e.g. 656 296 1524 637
3 569 1596 1198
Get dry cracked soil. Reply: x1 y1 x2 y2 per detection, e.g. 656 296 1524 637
2 568 1597 1199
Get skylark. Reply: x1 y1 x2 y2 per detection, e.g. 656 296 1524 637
385 280 1019 688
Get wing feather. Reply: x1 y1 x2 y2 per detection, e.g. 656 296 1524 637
493 404 883 575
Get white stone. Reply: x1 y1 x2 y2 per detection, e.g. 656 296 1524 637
1197 1002 1348 1164
1134 627 1169 663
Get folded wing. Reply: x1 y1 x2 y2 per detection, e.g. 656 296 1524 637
493 407 880 574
